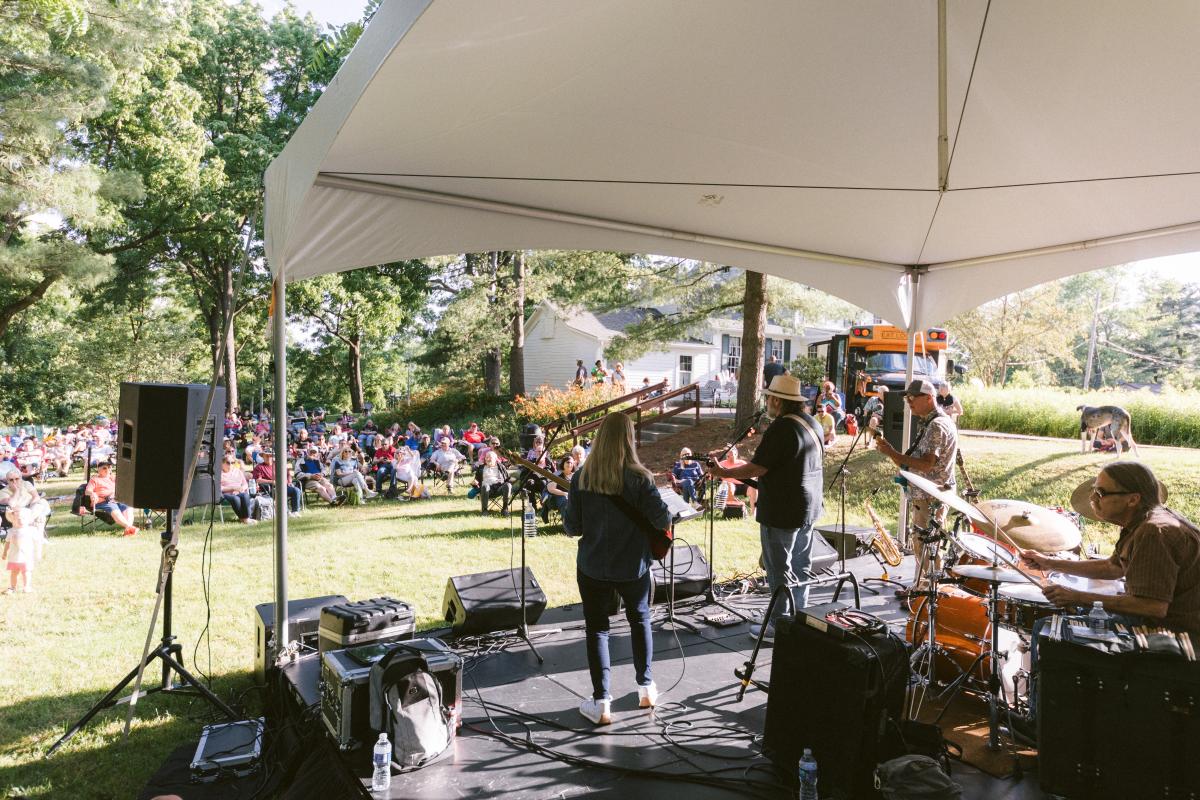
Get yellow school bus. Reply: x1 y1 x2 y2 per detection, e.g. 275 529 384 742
821 324 953 403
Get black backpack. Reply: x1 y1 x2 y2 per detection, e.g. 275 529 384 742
71 484 92 516
369 647 454 770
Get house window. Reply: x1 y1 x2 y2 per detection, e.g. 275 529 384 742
678 355 693 386
768 340 784 361
808 344 819 358
725 336 742 371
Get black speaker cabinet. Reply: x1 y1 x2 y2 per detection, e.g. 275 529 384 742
117 382 225 509
443 567 547 635
253 594 347 684
650 544 711 604
764 614 909 798
882 389 906 451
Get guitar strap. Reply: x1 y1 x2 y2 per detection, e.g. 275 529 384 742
781 413 825 456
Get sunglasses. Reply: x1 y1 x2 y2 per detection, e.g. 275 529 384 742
1091 486 1133 499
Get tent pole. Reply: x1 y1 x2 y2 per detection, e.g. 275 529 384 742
897 269 921 547
271 269 290 664
937 0 949 190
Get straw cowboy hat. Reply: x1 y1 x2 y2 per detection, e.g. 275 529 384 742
763 374 805 402
1070 474 1168 522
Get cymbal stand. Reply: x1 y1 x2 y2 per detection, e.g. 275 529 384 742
904 527 960 720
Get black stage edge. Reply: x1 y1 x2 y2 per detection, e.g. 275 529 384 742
142 555 1045 800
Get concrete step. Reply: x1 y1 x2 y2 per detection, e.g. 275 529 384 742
638 416 698 443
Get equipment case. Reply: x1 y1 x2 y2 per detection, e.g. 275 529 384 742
318 597 414 654
254 594 347 683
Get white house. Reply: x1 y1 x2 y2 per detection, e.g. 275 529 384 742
522 301 839 394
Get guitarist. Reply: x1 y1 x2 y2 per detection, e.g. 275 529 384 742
564 412 671 727
707 374 825 644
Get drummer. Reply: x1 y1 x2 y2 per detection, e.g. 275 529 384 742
1021 462 1200 640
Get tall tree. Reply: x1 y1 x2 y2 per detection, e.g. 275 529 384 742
289 262 432 411
0 0 164 337
509 251 527 396
735 271 768 429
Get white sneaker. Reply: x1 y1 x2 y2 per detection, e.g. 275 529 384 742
638 682 658 709
288 511 300 518
579 697 612 725
749 623 775 644
364 490 378 499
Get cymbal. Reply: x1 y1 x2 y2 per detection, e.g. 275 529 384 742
950 564 1025 584
899 470 987 525
1048 571 1126 596
973 499 1082 552
1070 476 1169 522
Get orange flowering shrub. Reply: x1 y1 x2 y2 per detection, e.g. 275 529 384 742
511 385 628 424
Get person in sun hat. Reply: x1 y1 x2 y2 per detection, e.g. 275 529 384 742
707 373 825 644
872 377 958 590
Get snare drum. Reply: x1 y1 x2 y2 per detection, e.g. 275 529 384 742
949 532 1020 595
998 582 1057 633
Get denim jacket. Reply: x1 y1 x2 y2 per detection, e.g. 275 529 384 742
563 468 671 582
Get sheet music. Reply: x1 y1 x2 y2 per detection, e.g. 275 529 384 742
658 486 702 523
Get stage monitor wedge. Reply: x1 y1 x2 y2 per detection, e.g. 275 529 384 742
117 382 225 509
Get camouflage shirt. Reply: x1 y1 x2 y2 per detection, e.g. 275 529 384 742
908 405 958 501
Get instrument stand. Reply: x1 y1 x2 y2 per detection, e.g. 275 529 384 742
904 529 960 719
509 488 561 664
652 534 702 634
48 512 237 757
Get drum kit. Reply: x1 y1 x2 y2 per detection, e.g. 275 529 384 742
897 470 1123 749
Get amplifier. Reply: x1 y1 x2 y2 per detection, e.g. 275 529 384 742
815 525 876 559
764 614 909 798
320 648 375 750
444 568 547 635
254 594 347 684
318 597 415 654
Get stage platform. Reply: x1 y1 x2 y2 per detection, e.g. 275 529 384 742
142 553 1048 799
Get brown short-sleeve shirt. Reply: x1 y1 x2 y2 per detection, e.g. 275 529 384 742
1110 507 1200 638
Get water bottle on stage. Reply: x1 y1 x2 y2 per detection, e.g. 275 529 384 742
372 732 392 793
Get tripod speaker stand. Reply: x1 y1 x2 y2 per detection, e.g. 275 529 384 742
47 511 237 756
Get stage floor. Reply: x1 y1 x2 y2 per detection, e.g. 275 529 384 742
287 554 1048 800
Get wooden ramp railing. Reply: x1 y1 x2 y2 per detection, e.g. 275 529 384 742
541 381 701 447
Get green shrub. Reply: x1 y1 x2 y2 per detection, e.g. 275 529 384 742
957 386 1200 448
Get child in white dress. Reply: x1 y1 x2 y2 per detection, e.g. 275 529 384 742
3 506 38 593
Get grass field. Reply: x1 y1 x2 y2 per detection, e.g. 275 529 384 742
3 435 1199 798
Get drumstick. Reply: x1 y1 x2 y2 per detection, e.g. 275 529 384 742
971 505 1046 587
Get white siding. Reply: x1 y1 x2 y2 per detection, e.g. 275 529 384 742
524 312 604 394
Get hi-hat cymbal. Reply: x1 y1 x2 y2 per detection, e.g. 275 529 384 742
950 564 1025 584
974 499 1082 552
899 470 987 525
1070 476 1169 522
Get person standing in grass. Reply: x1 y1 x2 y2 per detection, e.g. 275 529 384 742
564 412 670 726
3 506 37 593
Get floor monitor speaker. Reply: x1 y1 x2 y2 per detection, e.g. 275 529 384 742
443 567 547 635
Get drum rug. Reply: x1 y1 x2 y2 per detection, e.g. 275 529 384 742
916 693 1037 779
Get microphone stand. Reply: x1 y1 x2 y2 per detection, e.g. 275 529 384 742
690 410 765 623
826 421 871 578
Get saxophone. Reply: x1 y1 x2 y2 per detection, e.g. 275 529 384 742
866 499 903 569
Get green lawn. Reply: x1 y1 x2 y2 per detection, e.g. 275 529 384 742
3 436 1199 798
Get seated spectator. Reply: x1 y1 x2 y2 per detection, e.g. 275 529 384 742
474 436 504 466
428 438 466 492
416 434 433 468
540 456 576 523
295 427 310 448
473 450 511 515
717 445 756 512
395 445 421 492
815 405 836 446
359 417 379 448
224 412 242 440
85 462 139 536
297 447 339 504
48 440 72 477
459 422 486 460
936 380 964 423
816 380 845 428
525 435 550 469
254 415 271 437
331 446 375 504
433 425 455 448
670 447 705 506
327 424 346 450
338 410 354 427
16 437 46 483
861 386 887 424
88 441 114 467
372 435 398 495
220 456 255 524
404 422 422 450
242 434 263 466
570 444 587 467
1093 426 1117 452
1 471 52 534
252 451 301 517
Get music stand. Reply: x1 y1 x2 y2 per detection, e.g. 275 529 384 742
652 487 703 633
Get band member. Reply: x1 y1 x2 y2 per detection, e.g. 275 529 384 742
563 413 670 726
1022 462 1200 640
707 374 824 643
873 378 958 587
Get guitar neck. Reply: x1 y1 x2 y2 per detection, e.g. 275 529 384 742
502 449 570 491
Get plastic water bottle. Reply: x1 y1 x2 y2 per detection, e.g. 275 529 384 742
372 732 391 793
797 747 819 800
1089 601 1110 635
523 503 537 537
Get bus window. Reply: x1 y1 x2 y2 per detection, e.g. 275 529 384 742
864 352 938 375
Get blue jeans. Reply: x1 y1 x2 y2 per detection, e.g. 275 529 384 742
222 491 252 520
375 462 396 492
577 570 653 700
284 484 302 512
677 477 700 504
760 523 816 624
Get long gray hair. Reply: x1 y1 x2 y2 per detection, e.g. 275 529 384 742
577 413 652 495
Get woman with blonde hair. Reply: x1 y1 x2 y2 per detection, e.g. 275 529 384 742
564 412 670 726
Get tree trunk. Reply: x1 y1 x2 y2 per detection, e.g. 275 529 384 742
0 273 59 339
484 349 502 395
509 251 526 396
221 264 239 412
348 336 364 412
735 271 768 430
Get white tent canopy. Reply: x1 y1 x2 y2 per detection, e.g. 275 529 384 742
261 0 1200 649
266 0 1200 329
